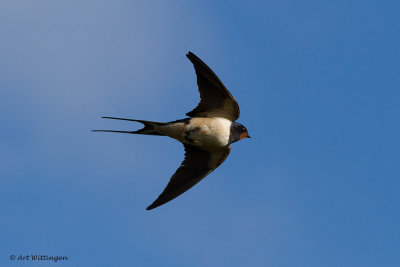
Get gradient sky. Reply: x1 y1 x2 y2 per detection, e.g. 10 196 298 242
1 1 399 266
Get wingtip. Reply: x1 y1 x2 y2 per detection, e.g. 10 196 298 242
146 198 165 210
146 203 157 210
186 51 196 60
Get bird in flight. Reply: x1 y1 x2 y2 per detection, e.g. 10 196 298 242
93 52 250 210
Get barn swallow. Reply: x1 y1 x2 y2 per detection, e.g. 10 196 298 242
93 52 250 210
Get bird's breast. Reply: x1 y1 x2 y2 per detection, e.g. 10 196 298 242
157 117 232 149
181 117 232 149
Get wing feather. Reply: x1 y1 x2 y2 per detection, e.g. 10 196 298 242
186 52 240 121
146 144 231 210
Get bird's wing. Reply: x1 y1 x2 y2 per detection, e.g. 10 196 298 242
146 144 231 210
186 52 240 121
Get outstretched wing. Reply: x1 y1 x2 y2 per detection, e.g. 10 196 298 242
186 52 240 121
146 144 231 210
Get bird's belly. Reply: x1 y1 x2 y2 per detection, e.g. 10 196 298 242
157 117 231 149
181 117 231 149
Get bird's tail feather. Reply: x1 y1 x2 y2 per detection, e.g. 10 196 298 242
92 116 167 136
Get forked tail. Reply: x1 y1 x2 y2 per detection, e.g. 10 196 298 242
92 116 167 136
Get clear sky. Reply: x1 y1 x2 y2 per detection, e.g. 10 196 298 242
1 1 399 266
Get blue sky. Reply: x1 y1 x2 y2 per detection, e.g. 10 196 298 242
1 0 399 266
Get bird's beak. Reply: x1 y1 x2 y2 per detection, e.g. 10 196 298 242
247 134 251 138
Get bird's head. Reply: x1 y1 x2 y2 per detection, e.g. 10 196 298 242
229 122 251 144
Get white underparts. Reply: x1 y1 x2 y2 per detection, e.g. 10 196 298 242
157 117 232 150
